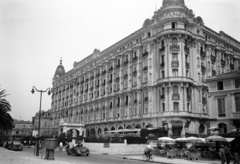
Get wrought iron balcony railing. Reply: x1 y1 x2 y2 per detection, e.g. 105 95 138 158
211 55 216 63
170 45 180 51
159 47 165 52
201 65 206 73
172 93 180 100
221 59 226 66
171 61 179 68
200 51 206 58
142 51 149 58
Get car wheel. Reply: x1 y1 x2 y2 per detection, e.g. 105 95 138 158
86 154 89 156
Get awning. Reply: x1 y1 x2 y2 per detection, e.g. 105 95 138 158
225 138 235 142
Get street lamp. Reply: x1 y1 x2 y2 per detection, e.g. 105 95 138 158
31 86 51 156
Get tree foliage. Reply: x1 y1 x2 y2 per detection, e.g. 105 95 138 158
0 88 14 130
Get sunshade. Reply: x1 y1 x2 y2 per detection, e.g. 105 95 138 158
158 137 175 143
206 135 226 142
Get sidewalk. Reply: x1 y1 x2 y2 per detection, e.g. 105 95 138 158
121 155 221 164
0 147 70 164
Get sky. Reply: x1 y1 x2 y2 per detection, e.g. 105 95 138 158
0 0 240 121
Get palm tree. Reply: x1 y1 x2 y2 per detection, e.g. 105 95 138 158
0 88 14 132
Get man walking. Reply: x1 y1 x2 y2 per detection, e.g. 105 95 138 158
233 143 240 164
219 145 226 164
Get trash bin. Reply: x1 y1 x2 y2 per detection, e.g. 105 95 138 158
44 138 58 160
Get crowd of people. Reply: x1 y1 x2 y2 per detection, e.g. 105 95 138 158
219 143 240 164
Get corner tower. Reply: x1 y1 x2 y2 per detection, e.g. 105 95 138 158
54 59 65 78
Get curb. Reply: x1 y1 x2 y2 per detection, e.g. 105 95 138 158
121 156 170 164
120 156 219 164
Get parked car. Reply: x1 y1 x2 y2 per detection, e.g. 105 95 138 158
7 140 23 151
66 144 90 156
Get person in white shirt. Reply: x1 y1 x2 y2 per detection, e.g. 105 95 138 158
144 143 153 158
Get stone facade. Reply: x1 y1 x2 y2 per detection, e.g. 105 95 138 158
207 70 240 134
50 0 240 138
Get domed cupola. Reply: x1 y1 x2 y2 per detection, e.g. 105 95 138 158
162 0 185 6
54 59 65 78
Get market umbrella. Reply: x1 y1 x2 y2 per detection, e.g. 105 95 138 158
205 135 226 142
186 137 203 142
175 137 187 142
158 137 175 143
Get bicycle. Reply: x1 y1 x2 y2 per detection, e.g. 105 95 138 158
142 152 154 162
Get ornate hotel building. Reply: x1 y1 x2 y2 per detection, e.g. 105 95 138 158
50 0 240 138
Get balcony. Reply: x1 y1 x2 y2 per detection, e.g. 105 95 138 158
171 61 179 68
221 59 226 66
170 45 180 51
96 84 99 88
90 76 94 80
132 56 138 62
108 79 112 84
85 88 88 93
212 70 216 76
142 51 149 58
172 93 180 101
201 65 206 73
230 63 234 70
96 73 100 78
132 70 137 76
115 64 120 69
80 81 84 85
160 62 165 68
108 67 113 72
124 74 128 79
186 62 190 69
85 78 89 83
102 70 106 75
115 77 120 82
160 95 165 99
200 51 206 58
90 87 93 91
124 60 129 66
143 66 148 72
159 47 165 52
211 55 216 63
102 82 106 86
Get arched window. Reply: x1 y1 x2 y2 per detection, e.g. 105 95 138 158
172 38 178 46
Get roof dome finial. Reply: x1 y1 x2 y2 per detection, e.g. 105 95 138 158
162 0 185 6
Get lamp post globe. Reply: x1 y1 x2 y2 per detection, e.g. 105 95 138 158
31 86 51 156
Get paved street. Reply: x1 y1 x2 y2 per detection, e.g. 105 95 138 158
22 147 151 164
1 147 222 164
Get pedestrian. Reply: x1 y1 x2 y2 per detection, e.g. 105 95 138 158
219 145 226 164
59 142 63 151
224 144 233 164
232 143 240 164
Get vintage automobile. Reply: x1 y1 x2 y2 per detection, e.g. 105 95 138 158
66 144 90 156
7 140 23 151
